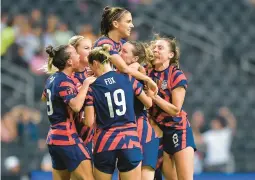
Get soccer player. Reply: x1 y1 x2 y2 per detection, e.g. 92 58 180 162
120 41 159 180
147 37 196 180
68 35 94 157
84 45 152 180
94 6 158 94
42 45 95 180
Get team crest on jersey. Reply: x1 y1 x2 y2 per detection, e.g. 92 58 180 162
161 80 168 90
66 88 74 95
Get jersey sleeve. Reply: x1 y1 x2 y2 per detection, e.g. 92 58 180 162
169 66 188 91
85 87 94 106
57 81 77 104
129 75 143 96
94 38 118 55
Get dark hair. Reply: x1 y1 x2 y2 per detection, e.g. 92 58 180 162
101 6 129 35
153 34 180 68
128 41 154 66
215 116 227 128
88 45 111 65
45 45 70 73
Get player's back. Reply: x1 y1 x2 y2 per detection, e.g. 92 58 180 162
43 72 80 145
88 71 136 129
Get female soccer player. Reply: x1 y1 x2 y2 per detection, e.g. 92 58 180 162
94 6 158 94
147 37 196 180
42 45 95 180
68 35 94 157
84 45 152 180
120 41 159 180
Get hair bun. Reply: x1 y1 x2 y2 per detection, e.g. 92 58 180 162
46 45 55 57
103 6 112 12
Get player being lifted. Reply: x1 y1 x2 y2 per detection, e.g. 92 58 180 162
94 6 158 95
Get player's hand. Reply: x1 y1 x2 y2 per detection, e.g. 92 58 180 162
146 88 156 99
83 76 96 85
146 78 158 95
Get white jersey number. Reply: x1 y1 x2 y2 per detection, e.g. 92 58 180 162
46 89 54 116
105 89 126 118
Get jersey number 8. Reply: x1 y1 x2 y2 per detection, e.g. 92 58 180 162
105 89 126 118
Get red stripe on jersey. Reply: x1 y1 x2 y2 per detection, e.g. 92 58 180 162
172 74 187 88
181 123 187 149
135 87 142 96
50 140 76 146
137 117 143 142
97 130 115 153
97 39 114 49
60 81 75 89
108 135 123 151
59 90 69 97
78 143 90 159
133 79 138 90
128 139 141 149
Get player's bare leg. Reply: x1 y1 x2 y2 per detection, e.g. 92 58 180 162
174 147 194 180
71 160 94 180
52 169 70 180
119 162 142 180
162 152 178 180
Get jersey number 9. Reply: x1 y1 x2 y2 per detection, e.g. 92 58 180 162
46 89 54 116
105 89 126 118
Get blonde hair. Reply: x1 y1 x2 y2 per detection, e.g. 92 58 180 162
68 35 85 49
128 41 154 67
88 44 111 64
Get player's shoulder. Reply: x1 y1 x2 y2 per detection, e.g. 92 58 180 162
94 36 114 47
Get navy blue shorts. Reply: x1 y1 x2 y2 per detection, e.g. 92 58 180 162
163 126 196 155
94 148 142 174
142 137 159 169
48 143 91 172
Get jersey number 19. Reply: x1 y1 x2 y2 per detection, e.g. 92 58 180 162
105 89 126 118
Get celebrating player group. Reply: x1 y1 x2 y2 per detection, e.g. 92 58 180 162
42 5 196 180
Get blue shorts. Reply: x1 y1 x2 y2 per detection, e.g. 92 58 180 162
142 137 159 169
48 143 91 172
163 126 196 155
94 148 142 174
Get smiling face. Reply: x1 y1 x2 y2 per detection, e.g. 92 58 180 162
76 38 92 66
114 12 134 38
66 45 80 71
152 39 174 67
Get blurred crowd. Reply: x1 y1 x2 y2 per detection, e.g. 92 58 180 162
192 107 236 174
1 1 240 178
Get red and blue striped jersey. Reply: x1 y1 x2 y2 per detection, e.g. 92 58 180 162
71 71 94 144
73 69 88 84
42 72 82 145
85 71 142 152
94 36 126 55
148 65 189 130
134 80 157 145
